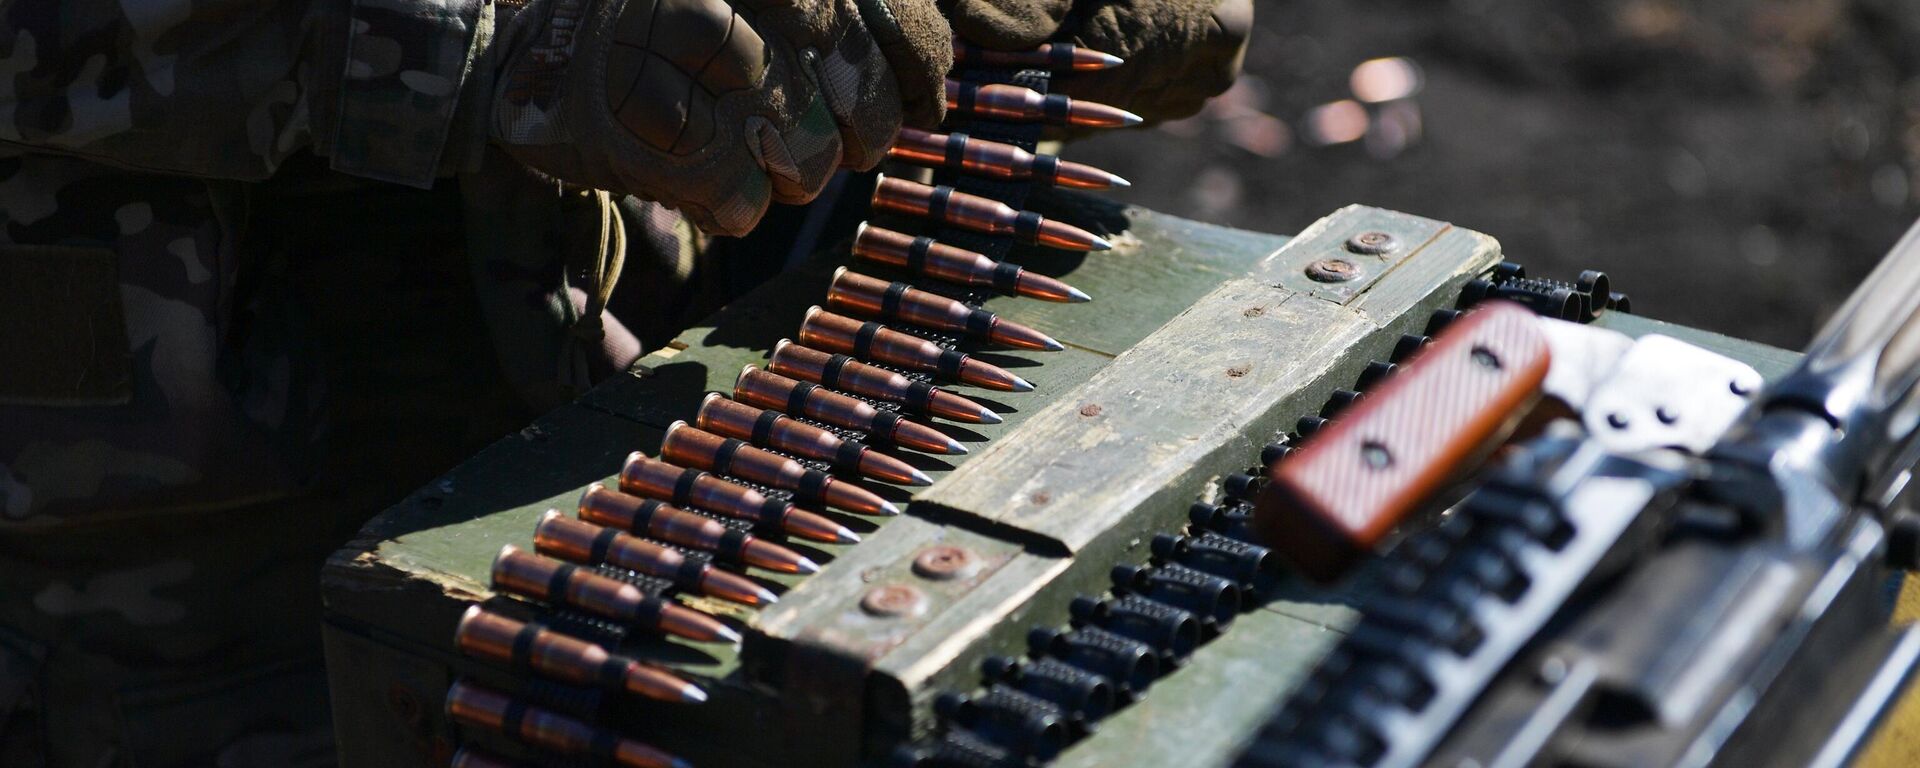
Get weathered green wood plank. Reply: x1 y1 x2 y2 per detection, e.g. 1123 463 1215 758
931 208 1473 550
752 207 1504 763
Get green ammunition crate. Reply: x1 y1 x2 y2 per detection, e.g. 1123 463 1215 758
320 197 1796 767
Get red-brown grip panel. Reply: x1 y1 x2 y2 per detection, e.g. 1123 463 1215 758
1254 301 1551 581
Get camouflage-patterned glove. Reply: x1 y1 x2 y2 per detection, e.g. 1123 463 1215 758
946 0 1252 125
492 0 952 235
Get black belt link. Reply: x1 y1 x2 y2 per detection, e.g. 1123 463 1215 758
822 354 855 390
712 438 747 476
752 409 782 445
833 439 866 468
670 469 708 508
943 131 970 168
854 321 884 359
786 382 820 417
546 563 579 602
588 526 621 565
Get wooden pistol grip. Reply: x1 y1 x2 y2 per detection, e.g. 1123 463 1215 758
1255 301 1551 581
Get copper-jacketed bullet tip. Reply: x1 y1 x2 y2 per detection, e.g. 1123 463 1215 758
1010 376 1036 393
838 528 863 544
822 476 900 517
795 557 822 575
660 601 745 643
1119 110 1145 127
856 449 934 486
681 686 709 704
948 439 970 455
1088 235 1115 251
951 40 1126 71
926 388 1003 424
885 416 964 455
876 499 903 516
701 568 780 606
1013 271 1092 304
1110 174 1133 188
990 318 1068 352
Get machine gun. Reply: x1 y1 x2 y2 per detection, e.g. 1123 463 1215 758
1233 221 1920 767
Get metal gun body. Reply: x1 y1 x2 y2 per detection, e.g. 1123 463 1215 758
1428 508 1909 767
1236 435 1692 767
1421 219 1920 765
1424 218 1920 764
1239 218 1920 768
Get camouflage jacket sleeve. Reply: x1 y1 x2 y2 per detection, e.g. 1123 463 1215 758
0 0 492 188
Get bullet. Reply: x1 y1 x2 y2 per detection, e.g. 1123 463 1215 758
697 394 934 486
662 421 901 517
446 680 694 768
769 339 1003 425
853 223 1091 303
886 127 1129 191
801 306 1033 393
828 267 1065 352
952 40 1125 71
735 366 967 456
536 511 780 605
871 175 1112 252
578 486 819 574
455 605 709 703
620 453 861 544
945 79 1142 128
490 545 741 644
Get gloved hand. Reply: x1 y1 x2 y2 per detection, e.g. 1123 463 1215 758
491 0 953 235
946 0 1252 126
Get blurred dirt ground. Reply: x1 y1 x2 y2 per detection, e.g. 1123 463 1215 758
1068 0 1920 348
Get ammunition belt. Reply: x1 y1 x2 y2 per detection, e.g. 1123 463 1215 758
444 50 1148 767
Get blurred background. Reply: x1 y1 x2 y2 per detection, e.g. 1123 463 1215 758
1067 0 1920 348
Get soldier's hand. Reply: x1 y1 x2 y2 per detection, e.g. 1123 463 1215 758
946 0 1252 127
491 0 953 235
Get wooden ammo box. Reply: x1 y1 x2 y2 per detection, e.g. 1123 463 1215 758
320 197 1793 767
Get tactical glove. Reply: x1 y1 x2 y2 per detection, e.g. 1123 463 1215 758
492 0 952 235
946 0 1251 126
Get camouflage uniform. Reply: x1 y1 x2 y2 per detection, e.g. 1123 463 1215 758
0 1 722 764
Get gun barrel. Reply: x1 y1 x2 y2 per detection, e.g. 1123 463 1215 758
1718 216 1920 544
